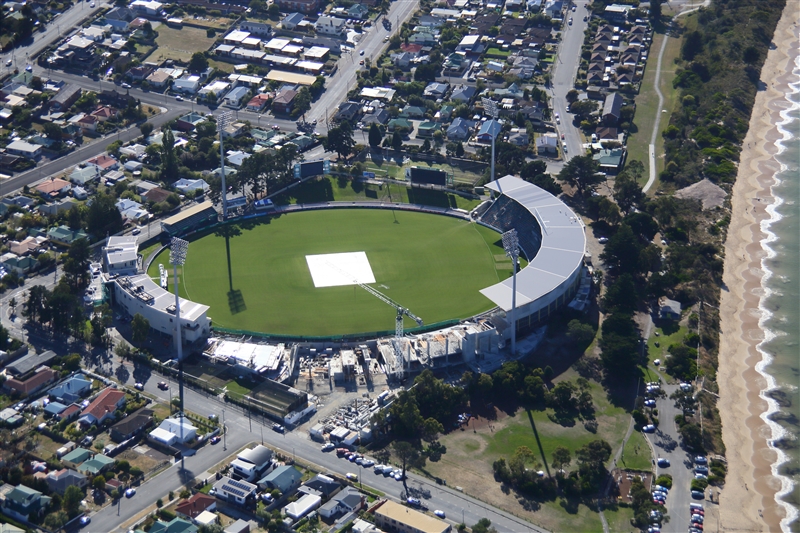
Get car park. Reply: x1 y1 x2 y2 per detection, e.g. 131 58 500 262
125 488 136 498
434 510 446 518
657 458 670 467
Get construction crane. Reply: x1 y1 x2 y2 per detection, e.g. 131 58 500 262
326 262 423 379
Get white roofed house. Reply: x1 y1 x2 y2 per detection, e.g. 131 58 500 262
103 236 139 276
149 416 197 445
173 75 201 94
174 178 209 195
199 80 231 102
116 198 149 221
315 16 346 36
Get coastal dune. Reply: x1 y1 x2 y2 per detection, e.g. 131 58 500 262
718 4 799 532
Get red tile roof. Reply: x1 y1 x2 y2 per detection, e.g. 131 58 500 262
59 404 81 420
4 367 58 395
81 387 126 422
175 493 216 519
87 154 117 169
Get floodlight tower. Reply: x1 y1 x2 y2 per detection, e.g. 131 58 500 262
217 111 234 219
170 237 189 448
481 97 500 183
502 229 519 356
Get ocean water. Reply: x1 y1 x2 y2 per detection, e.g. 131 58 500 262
756 52 800 532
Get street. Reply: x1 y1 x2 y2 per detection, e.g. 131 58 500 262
552 2 592 160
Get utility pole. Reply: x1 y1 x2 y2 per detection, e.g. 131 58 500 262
222 409 227 450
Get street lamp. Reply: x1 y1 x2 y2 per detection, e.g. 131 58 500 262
502 229 519 356
170 237 189 452
217 111 234 220
481 98 500 184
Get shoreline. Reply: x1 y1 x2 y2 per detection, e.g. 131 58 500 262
717 4 800 533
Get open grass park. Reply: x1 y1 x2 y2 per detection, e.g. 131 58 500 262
418 368 652 532
147 209 509 337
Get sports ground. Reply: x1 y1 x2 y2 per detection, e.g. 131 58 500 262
147 209 513 337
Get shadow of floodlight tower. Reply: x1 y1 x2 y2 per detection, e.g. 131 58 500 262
170 236 189 466
217 111 234 220
502 228 519 356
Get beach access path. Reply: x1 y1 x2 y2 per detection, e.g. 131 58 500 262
717 4 800 532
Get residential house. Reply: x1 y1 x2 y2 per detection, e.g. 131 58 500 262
475 119 502 144
544 0 564 18
149 416 197 446
87 154 119 172
142 187 173 204
77 454 115 475
35 178 72 199
592 147 625 171
46 226 88 246
149 517 198 533
115 199 149 221
272 90 297 114
43 402 68 418
78 387 126 427
373 500 449 533
335 102 362 123
173 75 201 94
0 254 38 277
146 70 171 89
347 3 368 19
361 109 389 126
6 140 43 159
423 82 449 99
49 374 92 404
446 118 474 141
239 20 274 37
231 445 273 482
175 493 217 521
284 493 321 521
443 53 471 75
8 236 44 257
595 126 619 141
50 85 81 112
318 486 365 519
257 465 302 494
315 16 346 36
2 367 58 397
0 485 52 522
72 187 88 200
110 407 153 442
450 85 476 103
602 92 624 125
493 83 524 99
245 94 271 112
69 165 101 186
174 178 209 195
174 112 206 132
603 3 631 22
224 86 249 108
212 476 257 505
4 350 57 377
416 121 440 138
536 133 559 154
400 105 426 119
507 128 530 147
61 448 93 469
301 474 340 498
76 114 99 133
456 35 481 54
224 520 250 533
45 469 88 495
387 118 413 132
281 13 305 30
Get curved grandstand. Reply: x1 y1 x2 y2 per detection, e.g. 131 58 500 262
476 175 586 332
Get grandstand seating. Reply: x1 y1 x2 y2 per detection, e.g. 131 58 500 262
478 196 543 260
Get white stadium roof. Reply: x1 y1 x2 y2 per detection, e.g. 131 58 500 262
479 175 586 312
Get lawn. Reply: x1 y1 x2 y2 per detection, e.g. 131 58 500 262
625 30 683 187
147 25 217 64
420 369 636 532
485 47 511 58
361 158 487 187
604 505 636 532
621 429 653 472
147 210 505 336
646 323 689 379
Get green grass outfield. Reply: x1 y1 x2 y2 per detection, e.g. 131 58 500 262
148 209 509 337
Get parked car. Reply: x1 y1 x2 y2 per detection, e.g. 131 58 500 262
125 488 136 498
79 515 91 526
272 423 285 433
158 381 168 390
642 424 656 433
406 497 420 507
657 458 670 467
691 490 705 499
694 456 708 465
345 473 358 481
121 82 131 89
134 382 144 390
695 465 709 474
210 436 221 444
321 442 335 452
434 510 446 518
644 399 657 407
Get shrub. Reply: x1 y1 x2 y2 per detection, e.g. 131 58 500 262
655 474 672 489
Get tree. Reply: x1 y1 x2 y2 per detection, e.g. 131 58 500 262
613 164 645 214
131 313 150 346
188 52 208 73
566 319 595 348
267 2 280 18
87 192 124 237
455 141 465 157
472 519 498 533
293 87 312 117
63 485 83 517
23 284 50 324
323 123 356 161
551 446 572 474
557 154 602 197
43 121 63 143
140 121 154 138
566 89 579 104
600 223 644 275
599 311 641 375
368 123 382 147
421 417 444 443
569 100 598 121
391 131 403 150
93 474 107 491
520 160 561 195
392 440 416 491
576 439 612 469
161 127 179 181
9 298 16 316
62 238 91 291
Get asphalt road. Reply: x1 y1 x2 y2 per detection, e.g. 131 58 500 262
84 363 549 533
304 0 421 131
551 1 591 160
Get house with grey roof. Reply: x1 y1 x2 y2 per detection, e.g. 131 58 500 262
446 117 475 140
450 85 476 103
46 468 88 494
602 92 624 125
258 465 302 494
49 374 92 404
318 486 365 518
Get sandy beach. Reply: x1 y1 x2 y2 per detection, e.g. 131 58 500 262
717 4 799 532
